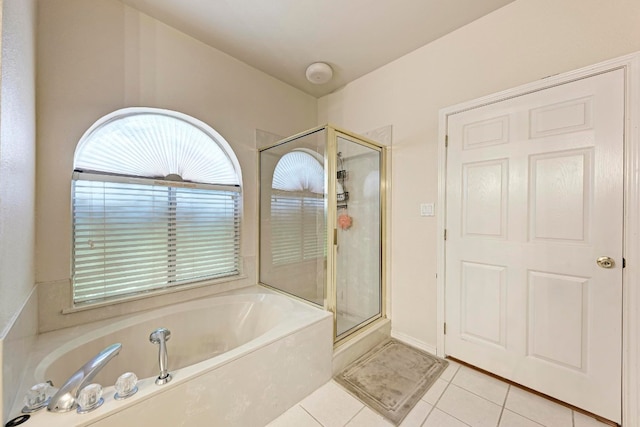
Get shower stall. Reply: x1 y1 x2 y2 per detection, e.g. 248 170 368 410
259 125 386 343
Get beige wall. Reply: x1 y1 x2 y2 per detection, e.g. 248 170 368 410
0 0 36 337
318 0 640 349
0 0 37 421
36 0 317 331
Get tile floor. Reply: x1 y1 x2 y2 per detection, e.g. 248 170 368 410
267 359 610 427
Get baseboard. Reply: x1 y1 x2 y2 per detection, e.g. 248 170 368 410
391 330 437 355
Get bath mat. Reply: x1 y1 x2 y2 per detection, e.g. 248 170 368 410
334 339 448 425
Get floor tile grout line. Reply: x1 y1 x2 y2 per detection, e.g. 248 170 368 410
327 379 369 425
444 382 505 409
408 399 433 427
433 369 455 405
505 387 579 426
501 385 510 408
419 400 436 427
429 369 509 427
452 377 509 405
502 385 574 427
437 408 474 427
342 404 366 426
500 408 547 427
448 368 566 427
454 360 605 425
420 371 481 427
495 385 511 427
437 383 504 427
503 405 553 427
451 365 513 407
448 364 461 382
299 404 326 427
420 374 454 426
419 405 472 427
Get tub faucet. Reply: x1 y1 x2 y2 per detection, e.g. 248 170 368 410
47 343 122 413
149 328 172 385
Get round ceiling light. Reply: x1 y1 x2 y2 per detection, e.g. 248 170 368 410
305 62 333 85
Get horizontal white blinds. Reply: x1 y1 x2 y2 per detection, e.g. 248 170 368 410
271 193 325 265
72 172 240 304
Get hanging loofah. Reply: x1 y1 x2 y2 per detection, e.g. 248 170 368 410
338 212 353 230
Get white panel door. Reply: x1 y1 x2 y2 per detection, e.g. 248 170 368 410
445 69 624 422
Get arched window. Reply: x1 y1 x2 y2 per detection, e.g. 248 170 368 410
270 149 326 265
72 108 242 304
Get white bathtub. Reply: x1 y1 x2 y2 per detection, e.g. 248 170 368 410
11 286 333 426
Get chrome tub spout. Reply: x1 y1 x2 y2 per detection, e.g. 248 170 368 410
47 343 122 413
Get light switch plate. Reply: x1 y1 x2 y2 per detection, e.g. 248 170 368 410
420 203 435 217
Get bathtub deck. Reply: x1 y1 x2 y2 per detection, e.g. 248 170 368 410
10 288 333 427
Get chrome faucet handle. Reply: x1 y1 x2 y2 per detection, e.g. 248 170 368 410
22 382 56 413
76 383 104 414
114 372 138 400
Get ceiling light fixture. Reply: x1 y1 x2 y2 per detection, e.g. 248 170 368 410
305 62 333 85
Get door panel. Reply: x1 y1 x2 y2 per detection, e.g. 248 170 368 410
445 69 624 422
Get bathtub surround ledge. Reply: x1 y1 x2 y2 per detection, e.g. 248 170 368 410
1 286 38 425
37 256 257 333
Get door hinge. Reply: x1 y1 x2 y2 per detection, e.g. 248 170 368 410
444 229 447 240
445 135 449 147
623 257 626 268
444 323 447 335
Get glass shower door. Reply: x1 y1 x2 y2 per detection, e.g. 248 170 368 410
334 135 382 337
259 129 327 306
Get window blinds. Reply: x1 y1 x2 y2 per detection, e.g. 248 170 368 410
72 172 240 304
270 193 325 265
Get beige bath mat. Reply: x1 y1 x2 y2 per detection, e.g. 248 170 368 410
334 339 448 425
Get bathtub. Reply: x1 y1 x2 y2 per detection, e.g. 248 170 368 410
10 286 333 426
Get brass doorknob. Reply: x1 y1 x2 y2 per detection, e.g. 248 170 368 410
596 256 615 269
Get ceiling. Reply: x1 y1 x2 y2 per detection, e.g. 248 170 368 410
119 0 516 97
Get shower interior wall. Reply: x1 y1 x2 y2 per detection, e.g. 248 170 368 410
335 141 382 335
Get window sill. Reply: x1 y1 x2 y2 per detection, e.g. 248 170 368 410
62 274 249 315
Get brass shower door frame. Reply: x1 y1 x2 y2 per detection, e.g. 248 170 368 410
258 124 387 345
